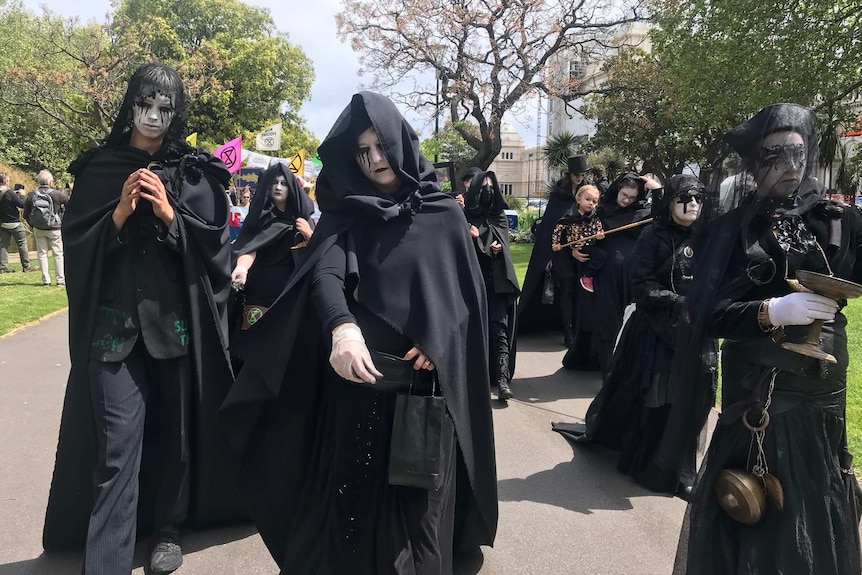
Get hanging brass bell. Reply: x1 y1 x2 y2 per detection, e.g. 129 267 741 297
715 469 766 525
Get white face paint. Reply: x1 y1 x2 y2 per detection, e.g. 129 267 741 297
754 131 806 198
670 190 703 227
269 174 288 210
133 90 175 140
355 127 399 194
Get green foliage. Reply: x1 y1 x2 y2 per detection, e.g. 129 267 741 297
420 121 480 174
0 0 316 174
543 131 585 178
505 196 526 211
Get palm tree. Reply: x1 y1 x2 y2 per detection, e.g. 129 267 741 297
543 131 585 176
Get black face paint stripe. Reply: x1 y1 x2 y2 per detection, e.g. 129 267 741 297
356 148 373 171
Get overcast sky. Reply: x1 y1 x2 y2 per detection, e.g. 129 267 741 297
21 0 539 146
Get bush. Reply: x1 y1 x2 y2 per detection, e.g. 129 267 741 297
509 228 534 243
505 195 526 211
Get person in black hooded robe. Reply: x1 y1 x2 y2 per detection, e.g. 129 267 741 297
220 91 497 574
563 172 658 373
464 169 520 401
669 104 862 574
516 154 590 336
229 163 314 345
42 63 243 575
553 174 717 498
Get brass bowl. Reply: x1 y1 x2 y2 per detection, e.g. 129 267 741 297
715 469 766 525
794 271 862 300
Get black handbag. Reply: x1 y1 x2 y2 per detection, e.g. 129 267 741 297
388 375 446 491
367 350 434 395
541 269 555 305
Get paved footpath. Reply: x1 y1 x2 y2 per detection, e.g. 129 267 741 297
0 312 694 574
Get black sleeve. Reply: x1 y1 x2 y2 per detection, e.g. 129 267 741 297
10 191 25 209
631 228 680 311
311 239 356 334
23 193 33 223
710 298 763 339
850 207 862 285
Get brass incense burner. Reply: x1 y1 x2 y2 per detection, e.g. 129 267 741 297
781 271 862 364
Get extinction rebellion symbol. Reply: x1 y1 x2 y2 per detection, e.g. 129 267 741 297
246 307 264 325
219 147 238 171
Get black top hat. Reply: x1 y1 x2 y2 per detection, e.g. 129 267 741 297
725 103 817 159
567 155 590 174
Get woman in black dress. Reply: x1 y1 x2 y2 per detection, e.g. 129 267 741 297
671 103 862 574
221 92 497 574
554 174 716 498
229 164 313 346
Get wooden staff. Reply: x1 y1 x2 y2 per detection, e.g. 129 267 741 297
560 217 653 249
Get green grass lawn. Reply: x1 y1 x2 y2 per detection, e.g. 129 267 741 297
509 241 862 470
0 259 68 336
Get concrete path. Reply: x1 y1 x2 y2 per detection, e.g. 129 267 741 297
0 312 693 574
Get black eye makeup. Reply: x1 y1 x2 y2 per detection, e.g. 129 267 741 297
676 192 703 205
758 144 806 170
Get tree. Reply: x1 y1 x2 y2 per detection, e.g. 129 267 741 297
542 130 586 176
419 120 481 174
583 47 697 179
336 0 650 171
0 0 317 176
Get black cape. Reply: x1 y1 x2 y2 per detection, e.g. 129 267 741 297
516 180 577 332
43 140 245 550
220 92 498 570
232 163 315 257
464 170 520 375
564 173 651 370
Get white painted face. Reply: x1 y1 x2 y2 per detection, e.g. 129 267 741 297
355 127 399 194
670 189 703 227
269 174 288 210
754 131 806 198
133 90 175 140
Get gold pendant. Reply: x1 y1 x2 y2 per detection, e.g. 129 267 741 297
761 473 785 511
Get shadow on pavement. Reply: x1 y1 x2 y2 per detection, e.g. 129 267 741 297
511 368 603 405
497 446 661 515
0 522 259 575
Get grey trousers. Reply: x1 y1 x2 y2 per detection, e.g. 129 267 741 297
0 222 29 270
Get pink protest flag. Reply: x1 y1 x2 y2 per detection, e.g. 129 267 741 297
214 136 243 173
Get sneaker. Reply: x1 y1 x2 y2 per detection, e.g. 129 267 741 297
0 268 16 273
150 525 183 575
579 276 594 293
22 266 37 272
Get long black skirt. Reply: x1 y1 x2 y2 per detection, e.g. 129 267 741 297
280 372 458 575
673 393 862 574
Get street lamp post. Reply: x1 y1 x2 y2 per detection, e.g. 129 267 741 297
434 70 440 163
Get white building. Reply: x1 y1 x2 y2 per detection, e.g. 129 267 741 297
546 23 652 140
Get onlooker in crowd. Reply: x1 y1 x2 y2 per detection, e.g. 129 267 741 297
0 174 35 273
23 170 68 286
590 164 610 196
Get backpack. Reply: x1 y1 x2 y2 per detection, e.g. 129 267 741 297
30 189 62 229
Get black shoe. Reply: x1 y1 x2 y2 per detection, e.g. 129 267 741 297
498 381 514 401
150 525 183 575
0 268 16 273
22 266 37 272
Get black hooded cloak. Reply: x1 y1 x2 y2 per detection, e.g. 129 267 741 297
666 104 862 574
464 170 520 376
553 175 717 493
220 92 497 573
232 164 314 310
563 172 652 372
517 177 579 333
43 135 244 549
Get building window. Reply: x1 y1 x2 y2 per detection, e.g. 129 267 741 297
501 151 515 160
501 184 513 194
569 58 587 81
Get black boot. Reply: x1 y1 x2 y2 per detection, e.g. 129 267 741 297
563 324 575 348
150 524 183 575
496 354 514 401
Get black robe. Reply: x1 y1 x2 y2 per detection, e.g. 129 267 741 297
43 142 245 550
517 180 577 333
220 92 497 573
464 170 520 376
671 184 862 574
564 174 651 371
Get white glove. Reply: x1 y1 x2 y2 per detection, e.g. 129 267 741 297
231 265 248 289
767 292 838 326
330 323 383 384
